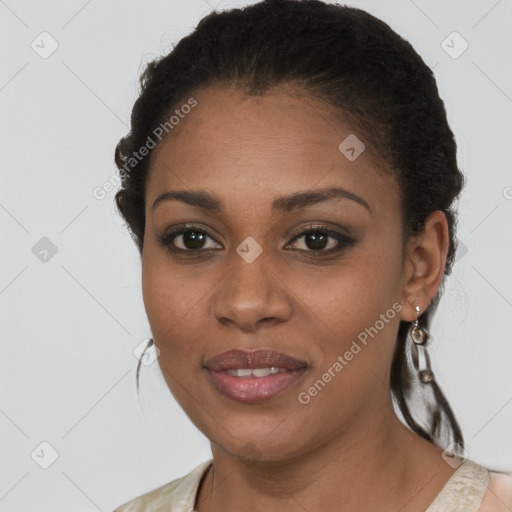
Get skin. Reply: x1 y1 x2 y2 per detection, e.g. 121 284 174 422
141 85 457 512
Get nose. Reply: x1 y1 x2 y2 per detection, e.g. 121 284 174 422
212 252 292 332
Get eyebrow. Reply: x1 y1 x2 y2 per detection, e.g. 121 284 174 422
151 186 371 214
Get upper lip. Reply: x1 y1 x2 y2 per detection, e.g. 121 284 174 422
204 349 308 371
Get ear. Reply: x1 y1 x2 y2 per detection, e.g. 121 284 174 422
399 210 450 322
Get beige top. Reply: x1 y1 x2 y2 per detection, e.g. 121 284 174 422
113 458 512 512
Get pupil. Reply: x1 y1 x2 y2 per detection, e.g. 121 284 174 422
306 232 327 250
184 231 205 249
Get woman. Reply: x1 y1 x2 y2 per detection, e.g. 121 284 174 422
112 0 512 510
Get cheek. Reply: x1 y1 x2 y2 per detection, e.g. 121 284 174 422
141 248 215 374
142 244 202 331
288 246 403 378
142 274 204 348
141 261 208 408
289 248 401 332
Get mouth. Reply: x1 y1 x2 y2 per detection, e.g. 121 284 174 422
203 349 308 404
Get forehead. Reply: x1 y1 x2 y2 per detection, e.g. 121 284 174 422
146 86 400 218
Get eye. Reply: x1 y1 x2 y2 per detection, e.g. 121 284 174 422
157 223 356 256
157 225 222 251
286 225 355 254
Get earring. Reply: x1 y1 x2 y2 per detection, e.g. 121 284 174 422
410 305 434 384
136 338 154 392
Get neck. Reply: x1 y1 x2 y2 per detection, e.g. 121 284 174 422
196 401 456 512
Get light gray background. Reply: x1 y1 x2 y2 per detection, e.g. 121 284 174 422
1 0 511 510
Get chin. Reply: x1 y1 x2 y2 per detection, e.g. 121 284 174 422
207 416 310 462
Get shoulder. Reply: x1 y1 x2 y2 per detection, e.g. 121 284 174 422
479 469 512 512
112 459 213 512
426 458 488 512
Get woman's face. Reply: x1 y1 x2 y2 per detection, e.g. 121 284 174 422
142 85 409 462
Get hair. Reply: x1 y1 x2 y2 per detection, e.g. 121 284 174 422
115 0 465 450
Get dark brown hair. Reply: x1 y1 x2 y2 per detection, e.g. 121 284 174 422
115 0 465 449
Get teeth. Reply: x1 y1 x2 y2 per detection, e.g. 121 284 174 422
252 368 272 377
226 367 287 377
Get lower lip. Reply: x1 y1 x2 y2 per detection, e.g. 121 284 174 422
206 369 306 404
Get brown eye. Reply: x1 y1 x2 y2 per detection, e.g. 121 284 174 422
295 231 334 251
176 230 208 250
286 226 356 254
157 226 222 251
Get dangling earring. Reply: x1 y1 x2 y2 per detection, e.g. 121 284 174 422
136 338 154 393
410 305 434 384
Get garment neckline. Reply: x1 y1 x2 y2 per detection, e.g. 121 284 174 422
425 458 489 511
187 458 489 512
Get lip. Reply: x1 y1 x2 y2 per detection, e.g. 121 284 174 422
204 349 308 404
204 349 308 371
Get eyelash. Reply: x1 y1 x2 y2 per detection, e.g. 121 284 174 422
286 224 356 255
157 223 356 257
